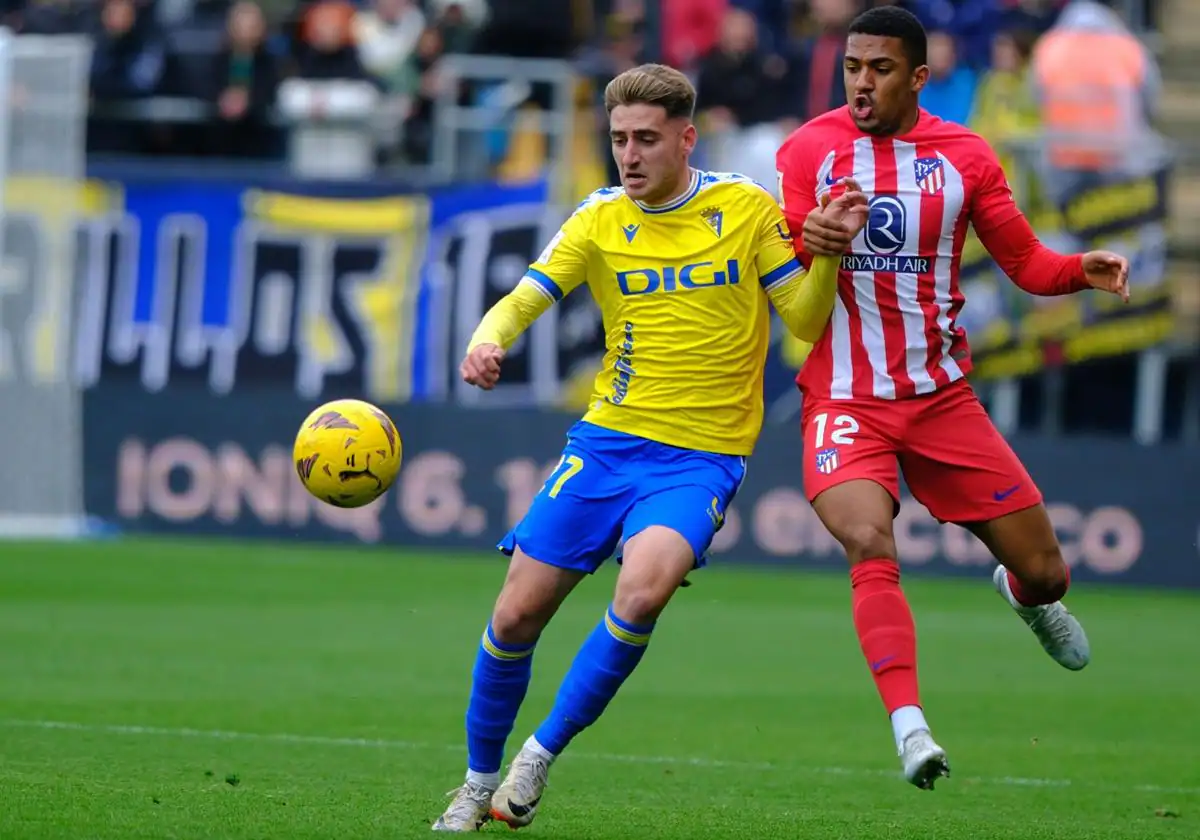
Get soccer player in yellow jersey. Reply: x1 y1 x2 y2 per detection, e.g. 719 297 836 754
432 64 867 832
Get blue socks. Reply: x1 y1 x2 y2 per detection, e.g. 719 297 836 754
533 605 655 755
465 623 536 774
464 605 655 775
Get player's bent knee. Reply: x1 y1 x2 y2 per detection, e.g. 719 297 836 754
490 597 553 647
490 549 581 645
812 481 898 564
611 586 671 627
613 526 695 625
1016 550 1070 603
838 521 898 566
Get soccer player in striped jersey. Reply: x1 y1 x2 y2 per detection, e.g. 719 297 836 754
776 5 1131 790
431 64 868 831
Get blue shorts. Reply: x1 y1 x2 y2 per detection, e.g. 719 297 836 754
498 421 747 574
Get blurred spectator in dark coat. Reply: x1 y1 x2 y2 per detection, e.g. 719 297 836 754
698 5 800 192
697 6 797 132
206 0 280 157
729 0 787 54
398 24 448 163
90 0 165 101
87 0 165 153
796 0 857 120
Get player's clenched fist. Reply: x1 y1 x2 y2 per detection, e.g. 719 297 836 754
803 177 867 256
461 343 505 390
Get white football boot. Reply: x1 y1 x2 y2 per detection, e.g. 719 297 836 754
900 729 951 790
490 745 552 829
993 565 1090 671
431 780 493 832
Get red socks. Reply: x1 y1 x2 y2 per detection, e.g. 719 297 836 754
850 558 920 713
1007 565 1070 607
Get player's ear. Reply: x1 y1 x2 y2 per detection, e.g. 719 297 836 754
681 122 697 154
911 64 929 94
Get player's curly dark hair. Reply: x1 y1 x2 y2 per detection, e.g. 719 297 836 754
848 5 928 70
604 63 696 121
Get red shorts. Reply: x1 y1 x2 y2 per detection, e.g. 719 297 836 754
800 380 1043 524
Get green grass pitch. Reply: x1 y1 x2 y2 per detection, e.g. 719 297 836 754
0 537 1197 838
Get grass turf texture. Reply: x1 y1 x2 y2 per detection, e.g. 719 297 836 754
0 538 1196 839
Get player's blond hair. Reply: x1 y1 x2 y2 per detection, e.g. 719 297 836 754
603 64 696 121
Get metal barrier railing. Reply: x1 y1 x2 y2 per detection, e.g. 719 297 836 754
89 54 578 188
427 54 576 192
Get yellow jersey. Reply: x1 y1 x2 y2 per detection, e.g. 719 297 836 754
469 169 838 456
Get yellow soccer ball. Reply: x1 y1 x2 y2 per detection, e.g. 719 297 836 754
293 398 402 508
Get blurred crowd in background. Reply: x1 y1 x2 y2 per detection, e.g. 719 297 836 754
0 0 1184 440
0 0 1161 184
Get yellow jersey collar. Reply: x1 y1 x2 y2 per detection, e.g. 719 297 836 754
634 169 702 215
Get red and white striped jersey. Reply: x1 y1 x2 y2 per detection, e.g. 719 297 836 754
777 107 1022 401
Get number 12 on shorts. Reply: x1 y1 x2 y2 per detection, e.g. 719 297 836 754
546 454 584 498
813 413 859 447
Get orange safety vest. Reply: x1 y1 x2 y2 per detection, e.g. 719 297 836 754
1032 29 1146 170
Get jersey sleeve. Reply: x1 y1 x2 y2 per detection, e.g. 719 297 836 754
466 203 592 351
775 130 819 267
968 139 1025 239
466 282 554 352
754 191 803 284
974 212 1087 297
755 195 837 343
963 136 1088 296
524 202 593 302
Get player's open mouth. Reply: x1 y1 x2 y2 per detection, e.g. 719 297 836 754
624 172 646 187
853 96 874 120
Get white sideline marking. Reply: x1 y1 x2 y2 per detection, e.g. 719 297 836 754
3 718 1198 797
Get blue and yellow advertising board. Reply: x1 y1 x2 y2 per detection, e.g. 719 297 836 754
0 170 620 405
0 163 1176 410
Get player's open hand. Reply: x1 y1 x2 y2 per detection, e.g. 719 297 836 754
1082 250 1130 303
803 177 866 256
461 343 505 390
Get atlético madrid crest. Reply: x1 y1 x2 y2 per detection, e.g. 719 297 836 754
914 157 945 195
815 446 840 475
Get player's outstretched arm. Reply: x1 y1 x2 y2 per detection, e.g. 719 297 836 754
460 283 554 390
971 145 1129 301
762 189 868 341
462 205 593 390
976 214 1130 303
